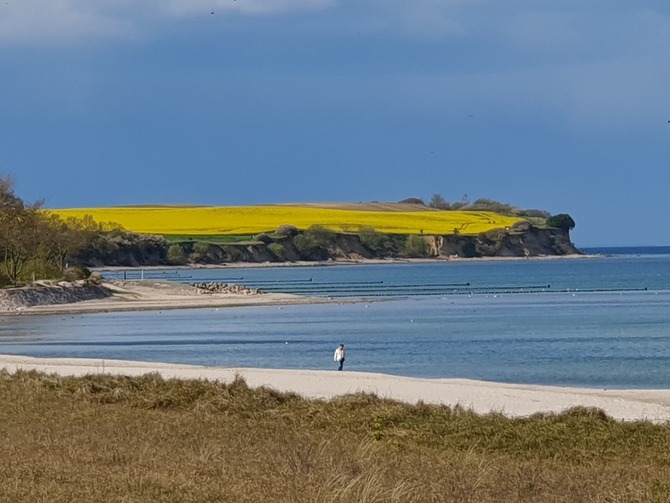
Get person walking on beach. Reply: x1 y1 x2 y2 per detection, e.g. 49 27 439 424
334 344 346 371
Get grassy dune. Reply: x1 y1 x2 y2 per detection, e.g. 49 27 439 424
2 370 670 502
49 204 523 237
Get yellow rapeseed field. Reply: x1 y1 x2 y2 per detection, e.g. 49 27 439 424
48 205 523 236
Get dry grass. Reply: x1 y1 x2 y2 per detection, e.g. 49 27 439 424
2 370 670 502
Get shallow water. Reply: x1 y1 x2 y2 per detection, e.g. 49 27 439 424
1 250 669 389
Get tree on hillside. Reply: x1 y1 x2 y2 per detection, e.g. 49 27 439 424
450 194 470 210
469 198 517 214
41 213 89 272
0 185 46 284
403 235 430 258
0 178 25 283
167 243 187 265
293 225 336 260
398 197 426 206
428 194 450 210
519 208 551 218
359 226 400 257
0 176 113 283
546 213 576 231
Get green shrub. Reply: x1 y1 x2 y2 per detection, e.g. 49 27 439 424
403 235 429 258
359 226 396 256
253 233 273 244
546 213 576 231
469 198 517 214
273 225 298 238
268 242 285 259
304 225 335 245
398 197 426 205
62 265 91 281
190 241 213 263
167 244 186 265
292 234 323 259
88 271 103 285
519 208 551 218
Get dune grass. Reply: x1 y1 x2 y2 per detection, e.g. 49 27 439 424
2 370 670 502
48 205 523 237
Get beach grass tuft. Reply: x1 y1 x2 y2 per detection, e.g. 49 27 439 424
1 369 670 502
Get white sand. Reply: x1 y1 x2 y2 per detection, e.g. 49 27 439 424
2 354 670 423
5 281 339 316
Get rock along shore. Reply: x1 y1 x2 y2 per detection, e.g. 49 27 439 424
0 281 113 312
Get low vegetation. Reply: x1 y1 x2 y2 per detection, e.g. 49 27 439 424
1 370 669 502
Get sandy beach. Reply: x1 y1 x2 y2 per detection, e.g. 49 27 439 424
2 279 338 316
4 269 668 424
7 254 591 316
2 354 670 423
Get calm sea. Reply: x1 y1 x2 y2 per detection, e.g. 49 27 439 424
1 247 669 389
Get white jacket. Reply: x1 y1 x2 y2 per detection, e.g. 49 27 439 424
334 347 345 362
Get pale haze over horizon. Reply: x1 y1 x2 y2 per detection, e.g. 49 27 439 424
1 1 668 247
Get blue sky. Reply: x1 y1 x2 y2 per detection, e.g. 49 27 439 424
1 1 668 247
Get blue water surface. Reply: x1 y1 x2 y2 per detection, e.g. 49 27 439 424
1 249 669 389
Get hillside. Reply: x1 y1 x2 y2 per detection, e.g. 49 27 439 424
43 201 580 268
48 203 525 237
277 201 448 212
2 173 578 284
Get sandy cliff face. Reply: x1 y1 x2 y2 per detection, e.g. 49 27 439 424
428 227 580 258
252 226 579 261
311 227 579 260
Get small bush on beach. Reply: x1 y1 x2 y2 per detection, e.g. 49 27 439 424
62 265 91 281
2 370 670 502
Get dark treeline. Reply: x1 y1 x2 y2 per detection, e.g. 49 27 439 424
0 177 111 286
421 193 550 217
0 176 187 286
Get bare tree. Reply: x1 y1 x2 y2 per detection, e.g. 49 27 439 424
0 176 55 283
428 193 450 210
41 213 89 273
0 203 44 284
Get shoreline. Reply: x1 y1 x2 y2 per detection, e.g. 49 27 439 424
93 253 597 272
4 255 596 317
1 281 341 316
2 353 670 423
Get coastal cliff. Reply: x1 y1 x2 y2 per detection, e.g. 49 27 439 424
427 226 579 258
74 224 579 267
198 226 579 263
